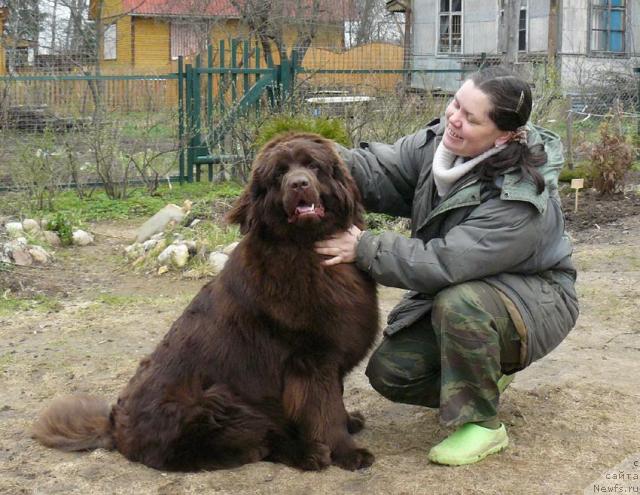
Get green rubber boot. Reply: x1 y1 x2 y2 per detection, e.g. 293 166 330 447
497 373 515 394
428 423 508 466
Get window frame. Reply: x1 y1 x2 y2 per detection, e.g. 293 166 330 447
103 23 117 61
589 0 627 56
497 0 528 53
518 3 528 52
437 0 463 55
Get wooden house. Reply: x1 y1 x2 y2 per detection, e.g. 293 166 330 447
89 0 354 74
0 3 7 75
394 0 640 92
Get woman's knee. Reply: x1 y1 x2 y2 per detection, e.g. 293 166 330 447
431 282 504 335
365 338 440 407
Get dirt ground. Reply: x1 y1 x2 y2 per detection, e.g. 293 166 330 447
1 191 639 495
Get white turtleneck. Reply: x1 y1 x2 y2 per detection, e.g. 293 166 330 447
432 140 507 197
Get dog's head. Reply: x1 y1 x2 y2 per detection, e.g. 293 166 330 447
227 133 364 241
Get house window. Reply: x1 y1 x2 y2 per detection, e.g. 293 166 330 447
590 0 626 53
171 22 208 60
498 0 527 52
438 0 462 54
518 6 527 51
104 24 116 60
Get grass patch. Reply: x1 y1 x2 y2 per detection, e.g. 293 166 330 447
0 293 62 316
0 181 243 223
94 293 146 307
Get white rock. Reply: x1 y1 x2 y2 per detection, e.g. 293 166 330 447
223 242 239 255
22 219 40 232
157 244 190 268
142 239 158 251
124 243 144 259
11 248 33 266
3 238 28 258
72 230 94 246
28 245 51 264
135 202 191 243
43 231 62 247
208 252 229 274
189 219 201 228
5 222 23 237
157 265 169 275
151 232 165 241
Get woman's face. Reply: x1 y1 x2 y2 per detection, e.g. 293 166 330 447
443 80 510 157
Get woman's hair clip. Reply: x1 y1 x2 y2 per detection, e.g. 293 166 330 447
515 90 525 114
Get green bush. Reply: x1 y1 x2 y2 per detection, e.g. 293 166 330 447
44 212 75 246
558 163 590 183
255 114 350 149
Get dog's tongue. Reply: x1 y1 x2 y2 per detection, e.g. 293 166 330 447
296 204 315 214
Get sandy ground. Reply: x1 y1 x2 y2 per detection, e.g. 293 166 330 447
1 214 639 495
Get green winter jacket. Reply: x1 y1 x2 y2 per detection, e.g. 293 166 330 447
338 118 579 367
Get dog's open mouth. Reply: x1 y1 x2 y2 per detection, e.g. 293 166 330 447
288 200 325 223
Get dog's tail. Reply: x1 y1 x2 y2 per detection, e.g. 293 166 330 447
32 394 114 452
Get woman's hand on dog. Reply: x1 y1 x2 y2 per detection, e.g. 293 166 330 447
315 225 362 266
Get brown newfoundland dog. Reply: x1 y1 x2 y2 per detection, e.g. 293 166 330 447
32 133 379 472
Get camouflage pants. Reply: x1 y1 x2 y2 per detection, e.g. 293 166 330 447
365 281 522 427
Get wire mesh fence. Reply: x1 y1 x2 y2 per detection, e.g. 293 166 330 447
1 44 639 194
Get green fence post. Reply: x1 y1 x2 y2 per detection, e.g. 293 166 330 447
219 39 226 115
185 63 194 183
207 44 214 135
231 39 238 105
255 44 261 117
178 56 185 185
193 54 203 182
243 40 250 97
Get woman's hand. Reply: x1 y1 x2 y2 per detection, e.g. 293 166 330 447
314 225 362 266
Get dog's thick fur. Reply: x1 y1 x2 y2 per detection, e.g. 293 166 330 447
32 133 379 472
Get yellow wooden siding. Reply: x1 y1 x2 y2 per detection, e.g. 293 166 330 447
133 17 171 72
301 42 404 93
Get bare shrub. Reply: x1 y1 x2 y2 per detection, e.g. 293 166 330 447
589 109 634 196
11 129 66 211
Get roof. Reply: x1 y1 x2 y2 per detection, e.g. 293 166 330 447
122 0 238 17
119 0 355 21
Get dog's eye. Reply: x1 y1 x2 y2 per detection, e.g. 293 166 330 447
307 163 319 172
275 164 288 180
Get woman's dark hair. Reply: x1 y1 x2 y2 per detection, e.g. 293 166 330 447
469 66 547 194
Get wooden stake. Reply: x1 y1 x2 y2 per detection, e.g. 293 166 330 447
571 178 584 213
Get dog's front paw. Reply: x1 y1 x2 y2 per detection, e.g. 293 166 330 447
297 441 332 471
333 447 375 471
346 411 365 434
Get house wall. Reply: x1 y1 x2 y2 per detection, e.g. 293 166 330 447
411 0 508 92
410 0 640 93
95 0 134 71
559 0 640 89
133 17 170 72
0 10 6 76
98 11 344 74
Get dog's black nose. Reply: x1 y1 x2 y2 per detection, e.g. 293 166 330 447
287 173 310 190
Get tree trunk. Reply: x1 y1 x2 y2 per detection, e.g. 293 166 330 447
503 0 520 71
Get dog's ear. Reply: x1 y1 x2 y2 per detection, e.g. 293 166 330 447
226 183 258 235
331 158 365 229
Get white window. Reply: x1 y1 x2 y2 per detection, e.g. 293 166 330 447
104 24 116 60
171 22 208 60
438 0 462 54
498 0 527 53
